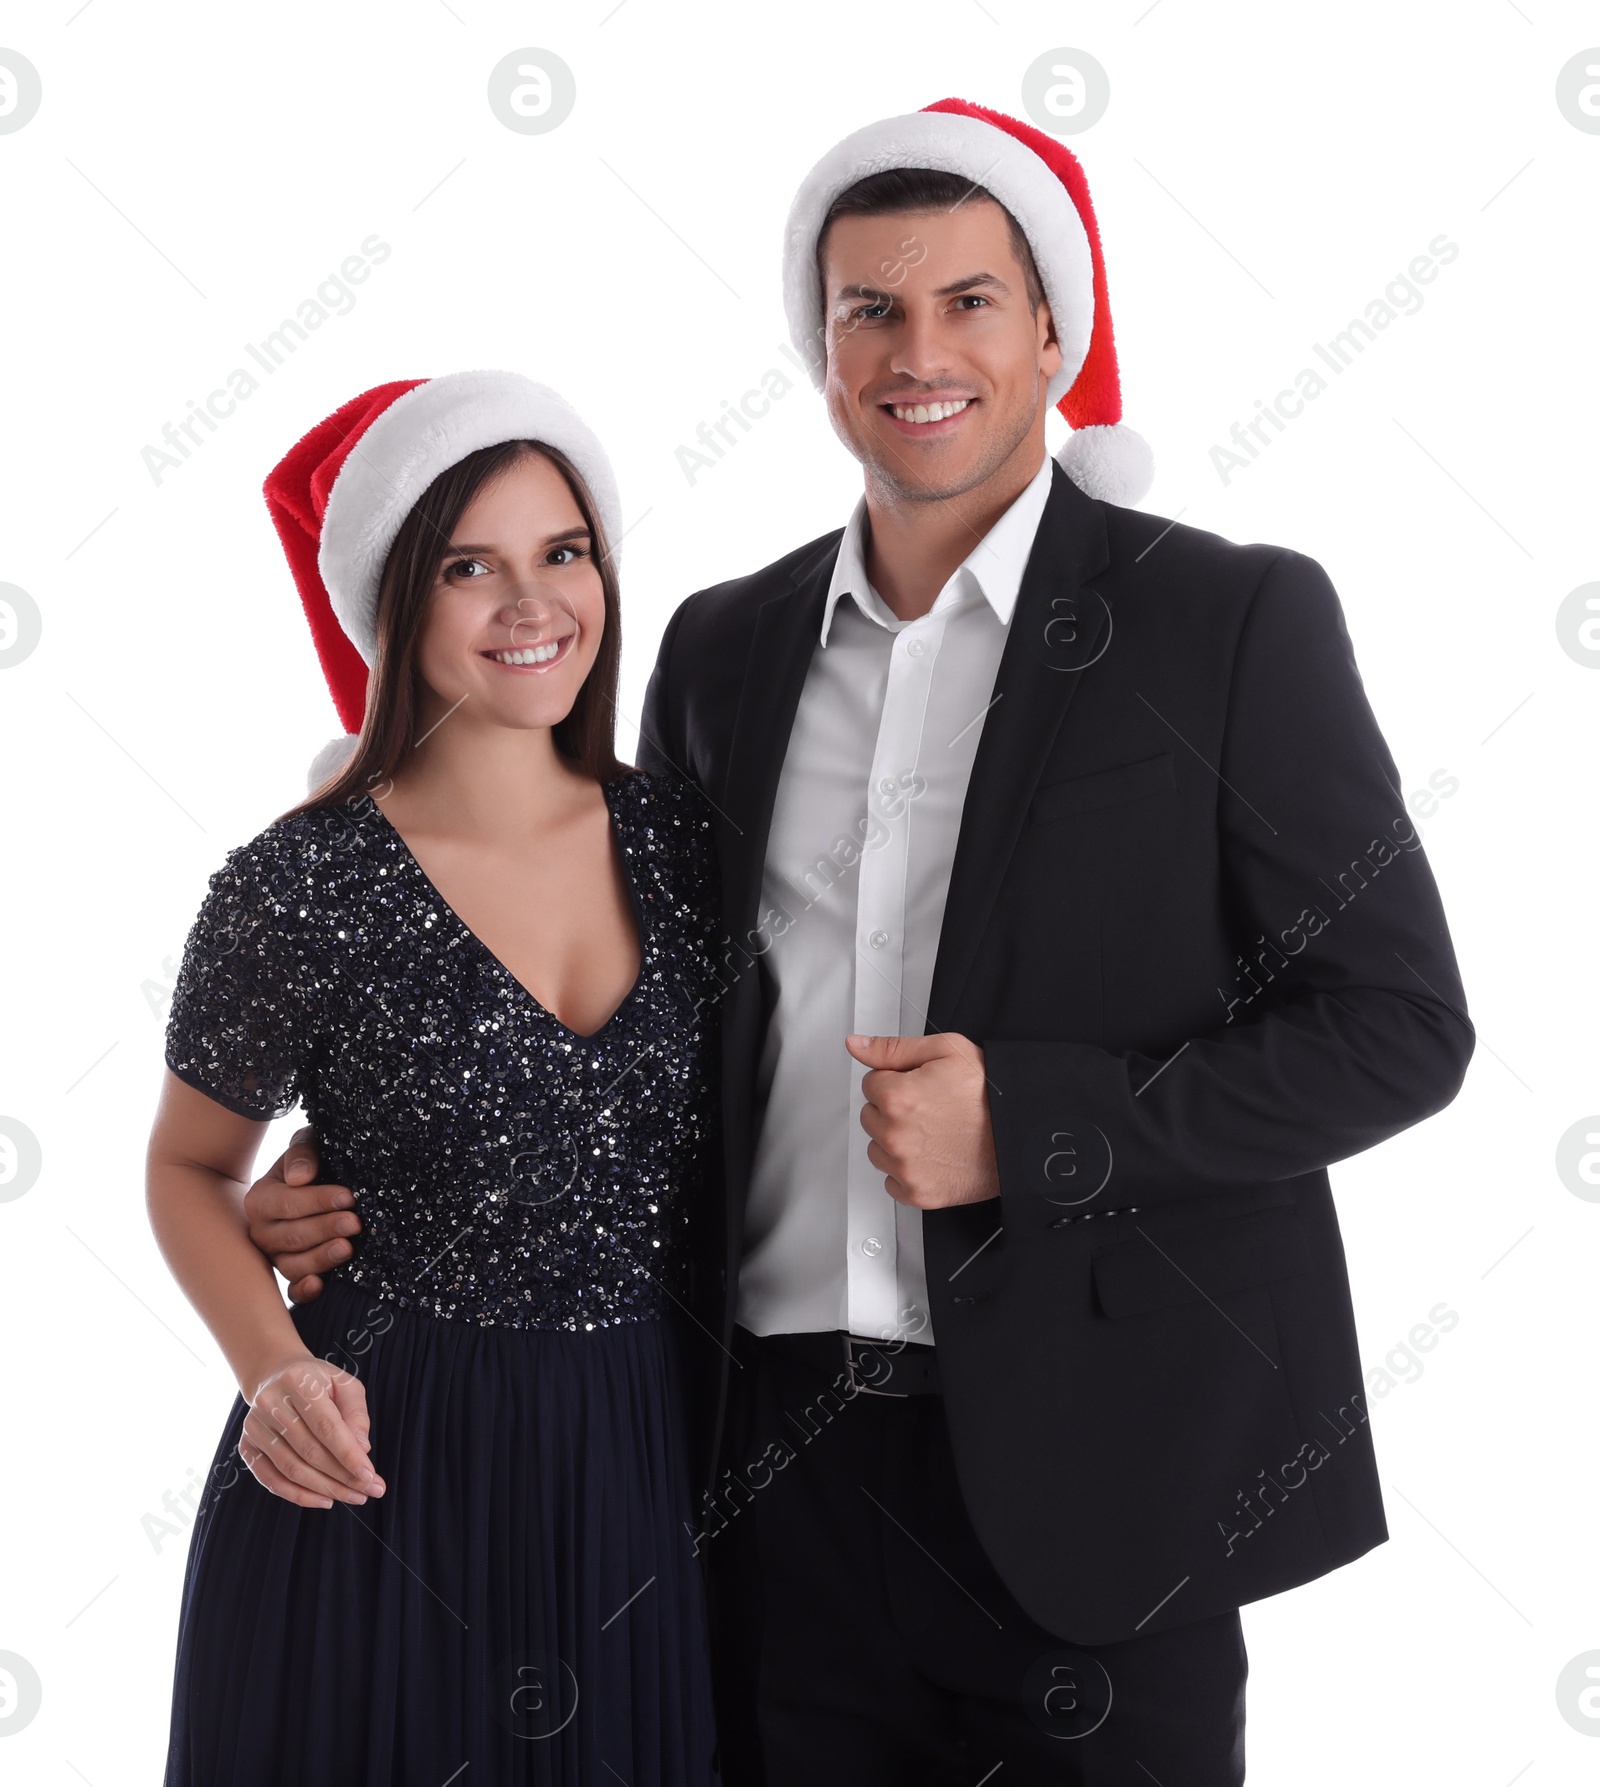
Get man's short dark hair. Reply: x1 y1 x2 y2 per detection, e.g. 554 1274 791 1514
816 167 1046 315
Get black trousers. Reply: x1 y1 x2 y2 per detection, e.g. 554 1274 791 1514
703 1326 1248 1787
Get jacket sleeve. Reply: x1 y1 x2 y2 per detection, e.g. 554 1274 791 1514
635 594 693 781
984 547 1474 1220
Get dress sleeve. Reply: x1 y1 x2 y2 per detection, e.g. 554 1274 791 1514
164 839 309 1121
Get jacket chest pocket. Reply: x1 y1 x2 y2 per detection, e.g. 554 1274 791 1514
1025 751 1175 825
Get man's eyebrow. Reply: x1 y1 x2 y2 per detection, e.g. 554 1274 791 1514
830 270 1011 304
438 525 592 556
932 271 1010 298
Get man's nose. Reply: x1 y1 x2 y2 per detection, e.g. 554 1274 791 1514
889 305 955 383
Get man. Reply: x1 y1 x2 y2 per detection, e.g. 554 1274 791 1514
245 98 1472 1783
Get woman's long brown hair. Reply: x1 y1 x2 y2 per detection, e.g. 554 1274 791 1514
282 438 629 822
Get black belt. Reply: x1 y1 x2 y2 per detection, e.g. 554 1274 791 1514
749 1327 943 1398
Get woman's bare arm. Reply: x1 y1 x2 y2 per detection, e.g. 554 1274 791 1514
146 1070 383 1507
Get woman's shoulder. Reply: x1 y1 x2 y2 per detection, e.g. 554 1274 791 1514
201 798 382 905
607 768 715 838
608 770 719 902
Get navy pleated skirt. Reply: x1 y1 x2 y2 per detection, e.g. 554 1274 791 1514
162 1275 721 1784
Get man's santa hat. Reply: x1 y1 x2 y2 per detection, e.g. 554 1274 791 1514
262 369 622 788
782 96 1154 506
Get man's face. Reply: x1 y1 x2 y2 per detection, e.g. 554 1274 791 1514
818 197 1063 503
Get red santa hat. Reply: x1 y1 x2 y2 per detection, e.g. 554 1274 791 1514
781 96 1153 506
263 369 622 788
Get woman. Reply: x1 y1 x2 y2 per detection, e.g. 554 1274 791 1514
146 372 721 1783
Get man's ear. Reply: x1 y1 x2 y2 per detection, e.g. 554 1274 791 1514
1037 297 1064 381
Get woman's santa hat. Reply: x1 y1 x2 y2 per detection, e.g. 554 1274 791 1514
262 369 622 788
782 95 1154 506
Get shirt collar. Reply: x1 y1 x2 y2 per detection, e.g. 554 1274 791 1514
819 452 1054 645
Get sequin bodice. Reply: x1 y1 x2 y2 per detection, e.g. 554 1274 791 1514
165 772 721 1330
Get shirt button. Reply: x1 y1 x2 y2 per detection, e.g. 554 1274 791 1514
879 776 898 795
860 1236 884 1258
906 638 927 657
868 929 889 949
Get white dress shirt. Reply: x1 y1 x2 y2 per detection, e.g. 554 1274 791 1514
735 452 1055 1344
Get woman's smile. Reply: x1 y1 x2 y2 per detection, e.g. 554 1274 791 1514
481 632 577 673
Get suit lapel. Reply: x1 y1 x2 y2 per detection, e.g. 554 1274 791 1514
720 541 836 939
926 464 1112 1031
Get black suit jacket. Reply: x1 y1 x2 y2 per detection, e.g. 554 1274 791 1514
638 461 1473 1645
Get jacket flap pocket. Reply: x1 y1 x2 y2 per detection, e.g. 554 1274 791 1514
1092 1205 1312 1318
1027 752 1175 823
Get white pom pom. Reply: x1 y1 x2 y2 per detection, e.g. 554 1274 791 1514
307 733 359 794
1056 423 1155 506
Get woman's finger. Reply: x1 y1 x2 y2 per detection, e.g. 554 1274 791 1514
249 1399 369 1495
293 1374 384 1491
330 1370 372 1447
242 1407 373 1503
245 1389 375 1495
237 1433 333 1509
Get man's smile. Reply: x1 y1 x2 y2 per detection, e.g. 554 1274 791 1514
878 396 975 435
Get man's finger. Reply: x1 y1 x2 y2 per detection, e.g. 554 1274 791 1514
269 1238 353 1284
245 1183 360 1255
846 1032 948 1072
259 1207 360 1255
860 1068 917 1115
257 1180 356 1225
282 1126 322 1186
858 1098 891 1143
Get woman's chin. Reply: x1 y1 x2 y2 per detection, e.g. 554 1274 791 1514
480 690 582 735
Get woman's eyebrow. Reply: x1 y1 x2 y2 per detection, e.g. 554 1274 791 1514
439 526 592 556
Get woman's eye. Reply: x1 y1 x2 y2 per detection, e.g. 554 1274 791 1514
546 544 590 566
444 558 489 580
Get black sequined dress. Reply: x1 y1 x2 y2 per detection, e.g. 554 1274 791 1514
160 771 722 1785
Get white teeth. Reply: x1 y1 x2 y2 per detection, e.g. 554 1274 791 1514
491 641 565 666
891 398 969 424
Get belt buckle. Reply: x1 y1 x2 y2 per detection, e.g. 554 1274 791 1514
844 1335 908 1398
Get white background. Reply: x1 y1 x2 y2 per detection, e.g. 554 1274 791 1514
1 2 1597 1781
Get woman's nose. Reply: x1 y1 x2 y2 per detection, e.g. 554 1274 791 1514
502 589 568 641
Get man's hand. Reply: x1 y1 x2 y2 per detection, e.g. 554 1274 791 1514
846 1032 1001 1209
242 1127 361 1305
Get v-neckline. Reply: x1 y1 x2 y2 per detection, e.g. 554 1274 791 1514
360 777 648 1043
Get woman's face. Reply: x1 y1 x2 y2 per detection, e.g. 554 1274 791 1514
412 449 607 736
